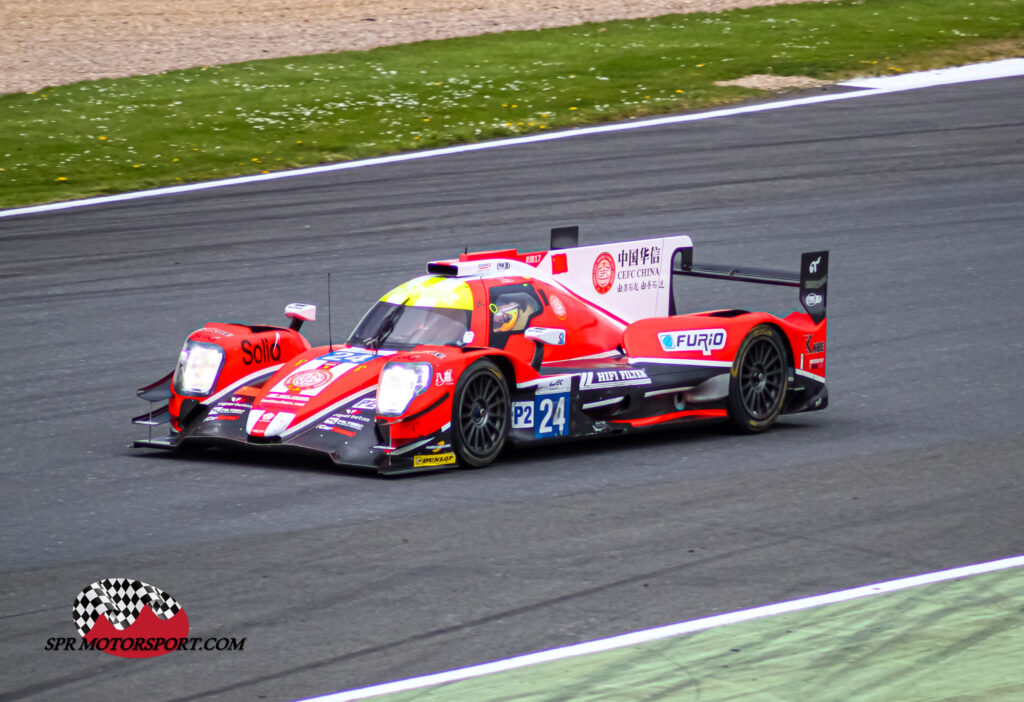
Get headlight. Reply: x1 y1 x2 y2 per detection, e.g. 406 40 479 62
173 340 225 396
376 362 432 417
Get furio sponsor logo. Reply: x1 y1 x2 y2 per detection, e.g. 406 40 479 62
659 328 728 356
241 336 281 365
70 579 189 658
592 253 616 295
413 452 457 467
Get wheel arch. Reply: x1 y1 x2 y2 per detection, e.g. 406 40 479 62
760 320 796 374
483 354 518 391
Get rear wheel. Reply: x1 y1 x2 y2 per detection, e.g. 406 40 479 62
452 360 510 467
727 325 788 433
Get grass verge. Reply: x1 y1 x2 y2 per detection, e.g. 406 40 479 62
364 566 1024 701
1 0 1022 210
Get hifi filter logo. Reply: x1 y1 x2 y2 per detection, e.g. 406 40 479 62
72 578 189 658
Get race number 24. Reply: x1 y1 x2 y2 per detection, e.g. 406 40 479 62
535 393 568 438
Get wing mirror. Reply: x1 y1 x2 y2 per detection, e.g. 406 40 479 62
525 327 566 346
285 303 317 331
524 327 565 370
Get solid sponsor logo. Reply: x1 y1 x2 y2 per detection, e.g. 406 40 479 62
611 245 664 294
241 336 281 365
285 368 332 390
321 413 370 430
413 452 457 467
804 335 826 353
659 329 727 356
805 293 823 307
211 398 249 412
203 405 246 422
536 376 571 395
592 252 616 295
617 245 662 268
580 369 651 389
549 294 567 320
265 393 311 405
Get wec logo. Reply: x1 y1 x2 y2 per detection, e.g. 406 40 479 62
659 329 727 356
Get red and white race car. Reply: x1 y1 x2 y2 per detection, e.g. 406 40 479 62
135 228 828 474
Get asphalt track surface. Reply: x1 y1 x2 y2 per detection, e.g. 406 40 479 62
1 76 1022 701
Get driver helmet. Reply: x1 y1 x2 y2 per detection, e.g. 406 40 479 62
493 301 521 332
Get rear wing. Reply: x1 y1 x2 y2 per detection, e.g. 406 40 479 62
674 248 829 323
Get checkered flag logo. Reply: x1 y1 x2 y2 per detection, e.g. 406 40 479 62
73 578 183 637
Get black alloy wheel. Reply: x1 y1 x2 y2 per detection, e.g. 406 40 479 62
452 360 510 467
727 325 788 433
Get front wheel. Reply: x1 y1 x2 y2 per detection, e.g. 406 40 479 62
452 360 510 468
727 325 788 433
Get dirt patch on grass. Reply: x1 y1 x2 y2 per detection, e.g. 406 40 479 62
1 0 830 95
715 74 832 90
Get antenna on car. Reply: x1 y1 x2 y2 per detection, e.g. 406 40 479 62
328 272 334 351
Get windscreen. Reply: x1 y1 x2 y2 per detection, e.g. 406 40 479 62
348 301 471 349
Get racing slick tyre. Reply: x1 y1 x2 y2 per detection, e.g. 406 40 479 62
727 324 788 433
452 359 510 468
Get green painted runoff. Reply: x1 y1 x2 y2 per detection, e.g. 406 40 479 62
371 566 1024 701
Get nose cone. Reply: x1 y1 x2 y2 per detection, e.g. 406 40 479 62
246 410 296 437
247 347 396 439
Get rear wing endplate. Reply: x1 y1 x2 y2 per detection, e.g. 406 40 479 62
674 249 829 323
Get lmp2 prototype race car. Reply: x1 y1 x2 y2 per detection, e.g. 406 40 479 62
134 228 828 474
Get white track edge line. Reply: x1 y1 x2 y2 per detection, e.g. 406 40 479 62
7 59 1022 221
297 554 1024 702
1 90 886 220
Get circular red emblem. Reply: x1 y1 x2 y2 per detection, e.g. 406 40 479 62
592 253 616 295
550 294 567 320
285 368 332 390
